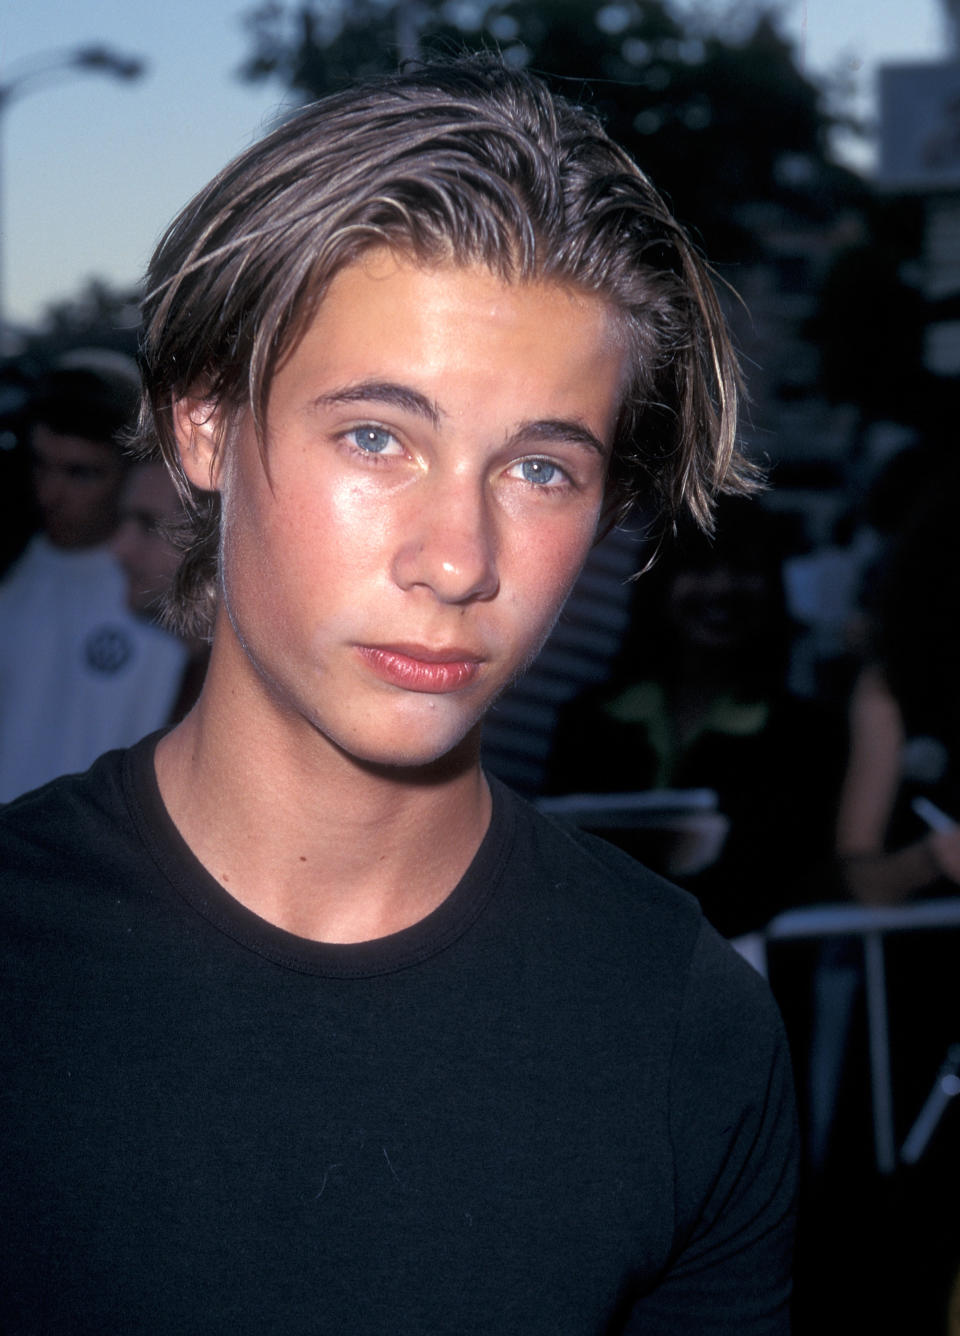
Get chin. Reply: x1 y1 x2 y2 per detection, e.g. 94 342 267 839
326 717 483 778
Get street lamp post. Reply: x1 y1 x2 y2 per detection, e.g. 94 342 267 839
0 44 146 350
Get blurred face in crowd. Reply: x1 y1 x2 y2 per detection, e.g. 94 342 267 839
668 562 772 655
30 424 127 549
111 461 183 617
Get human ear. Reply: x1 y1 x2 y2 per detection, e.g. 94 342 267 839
172 396 224 493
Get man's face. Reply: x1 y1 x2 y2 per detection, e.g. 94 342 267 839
30 424 126 549
111 462 183 617
184 250 628 770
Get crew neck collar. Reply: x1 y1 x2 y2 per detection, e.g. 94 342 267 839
123 731 515 979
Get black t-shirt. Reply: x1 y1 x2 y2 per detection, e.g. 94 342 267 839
0 734 797 1334
544 681 846 937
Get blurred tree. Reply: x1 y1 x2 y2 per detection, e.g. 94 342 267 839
20 277 141 359
240 2 944 440
239 0 862 261
810 196 930 426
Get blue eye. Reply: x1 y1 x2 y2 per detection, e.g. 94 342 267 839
519 458 560 486
350 426 394 454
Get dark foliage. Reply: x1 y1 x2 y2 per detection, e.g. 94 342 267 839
239 0 860 262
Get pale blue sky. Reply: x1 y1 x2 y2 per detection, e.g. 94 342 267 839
1 0 947 328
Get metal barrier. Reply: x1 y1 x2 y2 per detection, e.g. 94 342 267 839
758 898 960 1174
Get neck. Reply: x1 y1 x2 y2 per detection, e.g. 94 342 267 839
154 658 491 945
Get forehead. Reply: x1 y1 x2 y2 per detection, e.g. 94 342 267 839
272 249 628 433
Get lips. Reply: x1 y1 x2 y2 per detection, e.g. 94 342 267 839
357 644 482 693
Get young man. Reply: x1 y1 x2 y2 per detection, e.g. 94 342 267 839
0 359 188 801
0 59 797 1332
111 457 210 720
111 458 185 619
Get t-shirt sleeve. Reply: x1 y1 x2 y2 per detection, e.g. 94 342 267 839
627 922 799 1334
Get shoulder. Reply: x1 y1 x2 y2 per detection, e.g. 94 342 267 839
494 781 797 1323
0 742 173 977
0 744 139 894
0 537 42 602
502 778 700 926
495 780 775 1026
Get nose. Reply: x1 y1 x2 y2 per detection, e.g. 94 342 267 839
391 477 499 605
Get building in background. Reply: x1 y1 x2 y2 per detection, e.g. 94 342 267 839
880 58 960 380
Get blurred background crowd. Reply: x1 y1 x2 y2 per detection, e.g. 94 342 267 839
4 1 960 1330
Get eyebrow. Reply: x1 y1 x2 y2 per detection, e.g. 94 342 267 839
311 381 442 430
508 418 608 458
312 380 607 457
